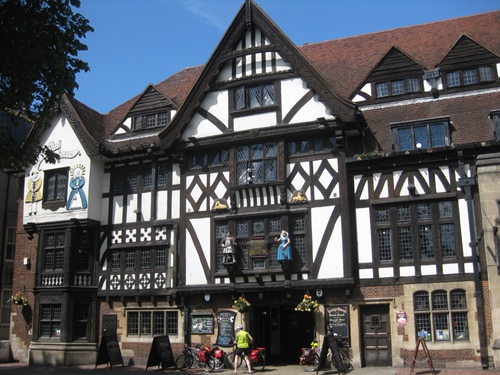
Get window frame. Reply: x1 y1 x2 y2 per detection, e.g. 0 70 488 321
4 226 16 261
42 167 69 209
413 289 469 343
392 119 451 151
373 200 459 264
445 65 496 88
39 303 62 340
132 111 171 131
127 310 179 337
233 82 276 111
374 77 421 98
236 142 278 186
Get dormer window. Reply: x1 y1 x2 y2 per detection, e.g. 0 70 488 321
133 112 170 131
234 83 275 111
445 66 495 88
392 118 450 151
375 77 420 98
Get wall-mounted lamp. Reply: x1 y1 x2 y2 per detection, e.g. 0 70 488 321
345 288 350 296
23 257 30 266
204 293 210 302
316 289 323 298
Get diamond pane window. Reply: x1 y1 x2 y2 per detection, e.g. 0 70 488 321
157 166 167 186
439 201 453 218
235 86 245 110
397 205 411 222
376 208 390 223
417 204 431 220
413 126 429 149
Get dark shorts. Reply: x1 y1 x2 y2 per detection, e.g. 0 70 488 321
235 347 251 357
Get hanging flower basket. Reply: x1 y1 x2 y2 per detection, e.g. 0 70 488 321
7 292 28 306
295 294 320 312
232 296 251 313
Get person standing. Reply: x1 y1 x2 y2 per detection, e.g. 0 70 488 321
233 325 254 374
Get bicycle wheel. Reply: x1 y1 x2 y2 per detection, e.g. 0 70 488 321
202 355 216 372
175 354 193 371
339 351 353 371
252 352 265 371
313 353 320 371
226 351 242 369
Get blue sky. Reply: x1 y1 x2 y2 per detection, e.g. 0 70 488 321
74 0 499 114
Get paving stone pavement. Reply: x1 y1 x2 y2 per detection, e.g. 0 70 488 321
1 362 500 375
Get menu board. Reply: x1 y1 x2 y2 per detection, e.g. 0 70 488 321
146 335 175 370
326 305 350 341
102 314 117 337
215 310 237 347
191 314 214 334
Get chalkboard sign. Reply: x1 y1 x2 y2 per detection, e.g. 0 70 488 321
215 310 237 347
95 335 124 368
191 314 214 334
102 314 117 338
146 335 175 371
326 305 350 343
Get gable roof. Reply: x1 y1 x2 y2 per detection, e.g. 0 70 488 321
300 10 500 99
158 0 362 149
64 7 499 156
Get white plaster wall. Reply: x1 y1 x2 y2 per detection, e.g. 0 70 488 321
233 111 276 132
458 199 472 257
125 195 138 223
141 192 152 221
23 114 93 225
181 112 224 141
281 78 335 124
113 196 123 223
185 217 211 285
312 206 344 278
157 191 168 221
356 207 373 263
171 190 180 219
354 175 369 200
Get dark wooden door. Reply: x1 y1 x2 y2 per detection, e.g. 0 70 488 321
360 304 391 366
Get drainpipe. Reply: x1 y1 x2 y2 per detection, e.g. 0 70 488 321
0 173 10 290
457 150 488 369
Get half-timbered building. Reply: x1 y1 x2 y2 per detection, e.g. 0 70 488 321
10 0 500 369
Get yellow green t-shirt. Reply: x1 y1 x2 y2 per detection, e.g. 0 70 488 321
235 330 253 349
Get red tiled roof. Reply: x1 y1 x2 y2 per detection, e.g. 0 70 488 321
74 11 500 149
299 11 500 98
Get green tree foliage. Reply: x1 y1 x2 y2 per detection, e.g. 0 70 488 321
0 0 93 170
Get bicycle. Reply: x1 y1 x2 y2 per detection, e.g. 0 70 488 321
175 343 216 372
299 341 320 371
226 344 266 372
209 345 231 370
